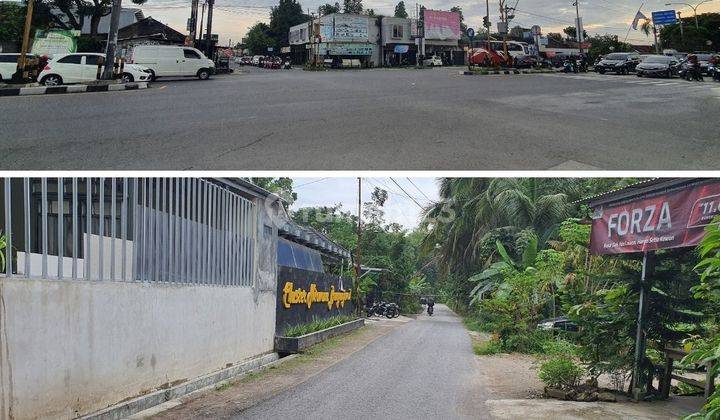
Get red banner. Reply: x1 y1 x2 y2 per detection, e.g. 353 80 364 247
590 181 720 255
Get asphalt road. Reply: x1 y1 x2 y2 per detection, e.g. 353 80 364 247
1 66 719 170
235 304 488 420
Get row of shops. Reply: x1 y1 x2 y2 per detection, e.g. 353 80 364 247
288 12 463 67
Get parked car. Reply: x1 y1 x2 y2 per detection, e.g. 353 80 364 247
38 53 152 86
423 55 443 67
0 53 38 82
128 45 215 80
636 55 680 78
537 317 579 332
595 52 640 75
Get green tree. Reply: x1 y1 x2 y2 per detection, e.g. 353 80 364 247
319 2 341 15
394 1 408 18
343 0 363 14
269 0 308 48
0 2 24 45
563 26 588 40
244 22 275 56
247 177 297 206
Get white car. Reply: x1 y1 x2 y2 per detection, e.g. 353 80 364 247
128 45 215 80
0 53 38 82
423 55 443 67
38 53 152 86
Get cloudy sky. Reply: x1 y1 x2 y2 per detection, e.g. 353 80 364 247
290 177 439 229
137 0 720 47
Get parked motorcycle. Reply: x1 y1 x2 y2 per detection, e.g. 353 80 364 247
365 301 400 318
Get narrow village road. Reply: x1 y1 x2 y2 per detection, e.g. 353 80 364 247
235 304 488 419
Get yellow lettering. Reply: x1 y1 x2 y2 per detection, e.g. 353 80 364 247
282 281 352 310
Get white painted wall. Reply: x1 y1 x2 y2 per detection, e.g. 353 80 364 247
0 278 276 420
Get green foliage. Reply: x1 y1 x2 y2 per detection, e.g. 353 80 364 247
319 2 341 15
683 218 720 419
244 23 275 56
247 177 297 207
660 13 720 53
393 1 407 18
282 315 356 337
0 231 6 272
473 339 502 355
269 0 308 48
586 34 633 60
538 357 584 389
343 0 363 14
0 2 24 44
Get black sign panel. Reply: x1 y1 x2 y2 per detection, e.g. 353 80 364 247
275 266 354 334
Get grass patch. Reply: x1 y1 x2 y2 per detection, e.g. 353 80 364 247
473 339 502 355
214 382 232 392
282 315 357 338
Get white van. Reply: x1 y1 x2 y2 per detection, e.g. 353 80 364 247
128 45 215 80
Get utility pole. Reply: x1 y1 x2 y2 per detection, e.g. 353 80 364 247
14 0 35 82
485 0 490 45
189 0 199 45
102 0 122 80
198 1 206 49
205 0 215 57
500 0 509 65
574 0 584 56
355 178 362 313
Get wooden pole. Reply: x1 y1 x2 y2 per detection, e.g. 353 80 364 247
16 0 35 82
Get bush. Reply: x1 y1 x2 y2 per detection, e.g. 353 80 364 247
538 357 584 389
473 339 502 355
501 330 554 354
540 338 579 357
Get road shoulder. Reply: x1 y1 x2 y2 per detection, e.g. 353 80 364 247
145 316 411 419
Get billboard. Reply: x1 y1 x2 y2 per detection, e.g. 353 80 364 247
589 181 720 255
31 29 80 58
276 266 354 334
423 10 461 40
333 15 369 40
321 42 375 56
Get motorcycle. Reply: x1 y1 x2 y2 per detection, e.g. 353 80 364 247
427 305 434 316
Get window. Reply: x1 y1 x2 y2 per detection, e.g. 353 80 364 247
57 55 82 64
84 55 100 65
184 49 201 59
392 24 404 39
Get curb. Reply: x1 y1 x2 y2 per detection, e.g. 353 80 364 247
0 82 148 97
462 69 557 76
275 319 365 353
81 352 280 420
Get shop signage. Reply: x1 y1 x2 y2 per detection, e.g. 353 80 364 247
394 44 410 53
423 10 461 40
282 282 352 309
590 181 720 255
275 266 355 333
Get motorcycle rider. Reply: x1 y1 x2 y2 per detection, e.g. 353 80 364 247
427 296 435 316
687 54 704 82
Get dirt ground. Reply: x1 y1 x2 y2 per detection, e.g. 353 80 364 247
469 333 706 419
139 317 411 419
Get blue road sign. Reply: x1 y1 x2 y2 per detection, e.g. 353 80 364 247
652 10 677 25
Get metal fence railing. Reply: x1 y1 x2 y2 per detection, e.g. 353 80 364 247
0 177 256 286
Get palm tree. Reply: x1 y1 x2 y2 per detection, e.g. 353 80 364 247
421 178 579 276
640 20 654 38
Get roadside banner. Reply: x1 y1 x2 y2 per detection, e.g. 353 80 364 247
31 29 80 58
423 10 461 40
589 181 720 255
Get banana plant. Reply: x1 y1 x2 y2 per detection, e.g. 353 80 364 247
468 237 538 304
0 230 6 272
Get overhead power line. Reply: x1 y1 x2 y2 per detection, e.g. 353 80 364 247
389 178 425 210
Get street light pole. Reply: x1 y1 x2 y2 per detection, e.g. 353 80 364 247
666 0 714 29
574 0 583 55
677 11 685 43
